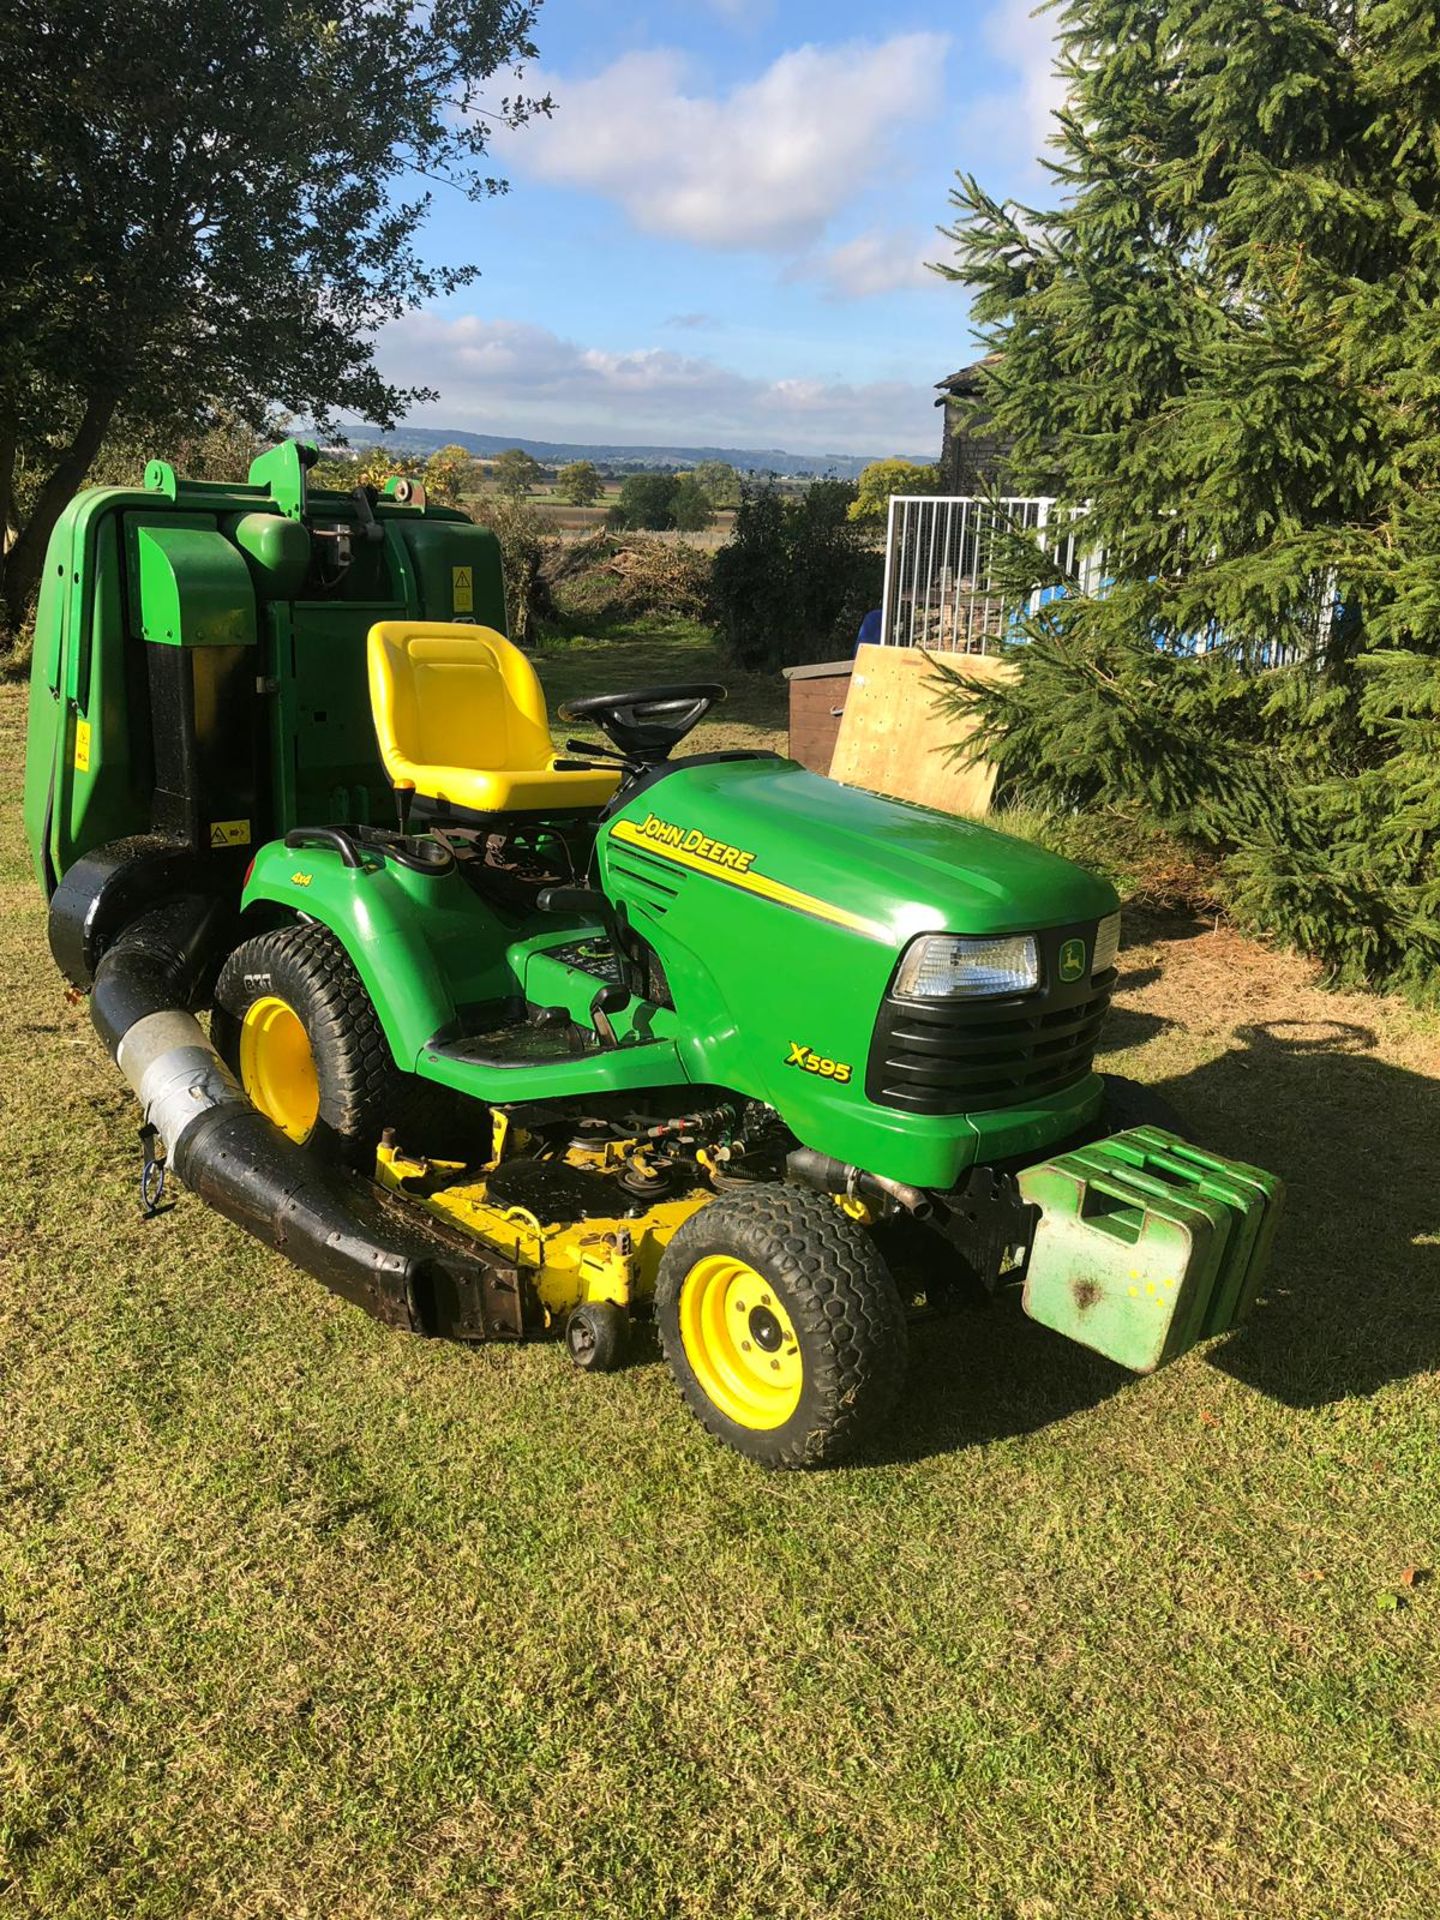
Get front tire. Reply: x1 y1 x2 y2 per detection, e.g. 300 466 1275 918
655 1186 908 1469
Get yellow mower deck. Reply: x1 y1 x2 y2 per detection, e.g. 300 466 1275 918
375 1124 715 1327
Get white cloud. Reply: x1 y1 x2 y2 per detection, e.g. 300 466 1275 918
968 0 1069 176
376 313 936 457
799 227 941 299
495 35 949 252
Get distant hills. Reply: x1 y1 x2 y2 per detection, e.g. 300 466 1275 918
334 424 930 481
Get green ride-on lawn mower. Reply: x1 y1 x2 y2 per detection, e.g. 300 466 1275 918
24 441 1285 1467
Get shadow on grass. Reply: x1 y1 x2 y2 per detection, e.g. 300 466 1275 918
869 1304 1136 1469
869 1013 1440 1468
1183 1018 1440 1410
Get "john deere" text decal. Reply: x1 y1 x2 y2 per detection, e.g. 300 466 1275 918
632 812 757 873
606 816 889 941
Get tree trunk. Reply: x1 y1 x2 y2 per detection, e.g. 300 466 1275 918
0 414 18 553
1 390 119 641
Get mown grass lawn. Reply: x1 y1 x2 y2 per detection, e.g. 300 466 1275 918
533 623 791 759
1 641 1438 1918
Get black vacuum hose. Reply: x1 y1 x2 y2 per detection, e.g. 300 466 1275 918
90 898 522 1338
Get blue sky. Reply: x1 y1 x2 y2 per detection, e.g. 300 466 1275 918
375 0 1064 458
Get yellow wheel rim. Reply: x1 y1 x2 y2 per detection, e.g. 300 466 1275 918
238 995 320 1143
678 1254 803 1431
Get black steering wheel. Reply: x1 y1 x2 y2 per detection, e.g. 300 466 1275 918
557 683 726 761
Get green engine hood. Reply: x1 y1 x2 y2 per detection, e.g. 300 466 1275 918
608 757 1118 944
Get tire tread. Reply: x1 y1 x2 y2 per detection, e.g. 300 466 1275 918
656 1185 908 1469
212 923 416 1151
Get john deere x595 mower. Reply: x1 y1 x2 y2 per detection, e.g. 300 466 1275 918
24 441 1284 1466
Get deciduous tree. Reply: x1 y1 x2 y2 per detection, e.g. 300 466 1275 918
671 477 715 533
492 448 544 496
848 458 939 524
613 472 679 531
557 460 604 506
423 444 479 507
0 0 548 637
690 461 741 509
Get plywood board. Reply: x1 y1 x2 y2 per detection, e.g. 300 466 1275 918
828 644 1014 816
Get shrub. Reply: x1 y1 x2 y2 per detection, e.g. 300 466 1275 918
547 533 712 628
709 480 882 670
474 495 558 647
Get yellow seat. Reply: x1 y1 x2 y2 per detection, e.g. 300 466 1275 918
367 621 621 815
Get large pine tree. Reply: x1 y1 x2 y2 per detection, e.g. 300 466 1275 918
937 0 1440 992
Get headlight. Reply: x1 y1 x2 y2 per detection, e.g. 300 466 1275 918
894 933 1040 1000
1093 911 1121 977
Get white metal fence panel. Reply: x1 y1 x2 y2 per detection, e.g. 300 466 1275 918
880 495 1322 667
880 496 1098 654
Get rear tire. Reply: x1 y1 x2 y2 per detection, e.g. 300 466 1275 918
655 1185 907 1469
212 924 412 1160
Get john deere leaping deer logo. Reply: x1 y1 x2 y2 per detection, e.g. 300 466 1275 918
1059 938 1088 983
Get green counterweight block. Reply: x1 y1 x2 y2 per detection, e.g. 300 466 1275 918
1017 1129 1285 1374
1105 1127 1285 1337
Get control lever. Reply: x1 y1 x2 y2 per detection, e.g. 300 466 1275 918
589 983 629 1049
536 885 608 916
350 485 386 544
565 737 630 762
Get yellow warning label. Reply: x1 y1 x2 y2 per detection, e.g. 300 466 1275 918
452 564 474 614
74 719 92 773
209 819 252 849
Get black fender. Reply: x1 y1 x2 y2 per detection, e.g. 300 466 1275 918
48 834 229 992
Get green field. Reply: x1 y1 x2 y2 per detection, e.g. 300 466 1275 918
2 639 1438 1918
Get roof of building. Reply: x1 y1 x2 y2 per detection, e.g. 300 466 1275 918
936 355 1000 391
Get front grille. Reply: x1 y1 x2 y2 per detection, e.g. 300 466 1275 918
866 921 1115 1115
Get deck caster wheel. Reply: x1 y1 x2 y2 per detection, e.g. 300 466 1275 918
565 1302 629 1373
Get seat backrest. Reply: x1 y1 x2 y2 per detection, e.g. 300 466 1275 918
367 622 555 778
